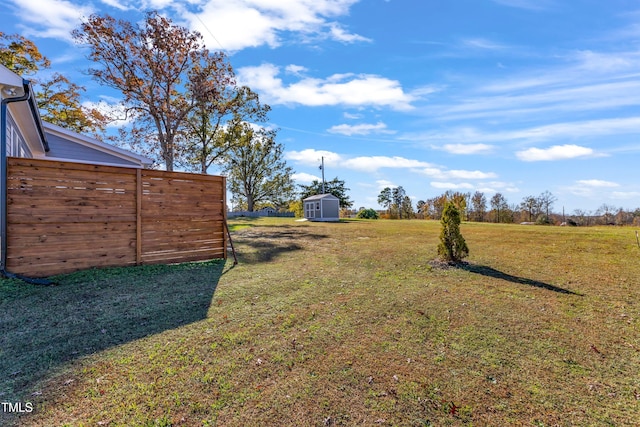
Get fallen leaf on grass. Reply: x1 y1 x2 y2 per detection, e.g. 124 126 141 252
590 344 603 356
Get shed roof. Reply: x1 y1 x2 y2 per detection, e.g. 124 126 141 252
304 193 339 201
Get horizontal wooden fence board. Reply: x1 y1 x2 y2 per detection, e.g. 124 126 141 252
141 220 224 230
8 172 137 187
142 237 225 253
141 196 223 207
8 205 137 217
9 221 136 236
141 249 225 264
8 195 136 208
7 213 137 225
8 231 136 249
5 158 226 277
8 247 136 266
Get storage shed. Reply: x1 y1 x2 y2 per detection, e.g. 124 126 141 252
303 194 340 222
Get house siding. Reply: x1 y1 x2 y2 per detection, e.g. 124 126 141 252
44 132 140 167
6 112 33 158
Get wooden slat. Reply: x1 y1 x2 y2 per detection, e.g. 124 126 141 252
8 171 136 186
8 196 136 209
9 221 136 236
8 232 135 247
141 249 225 264
9 157 138 176
8 256 138 277
8 213 137 224
142 238 225 253
7 247 135 269
142 169 223 182
142 222 223 233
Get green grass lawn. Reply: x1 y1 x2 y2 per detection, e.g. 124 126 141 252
2 218 640 426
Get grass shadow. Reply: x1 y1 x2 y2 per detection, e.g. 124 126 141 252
0 259 225 405
232 227 329 264
461 263 582 295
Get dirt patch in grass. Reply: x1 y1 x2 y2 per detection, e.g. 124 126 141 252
6 219 640 426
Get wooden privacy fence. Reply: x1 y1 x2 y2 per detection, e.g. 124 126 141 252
6 158 226 277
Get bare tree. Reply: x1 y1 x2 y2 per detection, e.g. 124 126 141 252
596 204 616 225
538 190 557 220
520 195 541 222
73 12 232 171
471 191 487 222
490 193 508 223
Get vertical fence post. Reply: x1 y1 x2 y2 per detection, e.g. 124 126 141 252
222 176 227 260
136 168 142 265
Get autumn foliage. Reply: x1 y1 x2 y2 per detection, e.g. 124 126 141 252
72 12 235 171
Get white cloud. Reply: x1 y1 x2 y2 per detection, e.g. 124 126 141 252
11 0 94 41
413 117 640 148
516 144 594 161
292 172 320 183
447 170 498 180
237 64 415 110
611 191 640 200
286 148 343 166
462 38 507 50
491 0 553 11
185 0 367 51
375 179 396 190
99 0 132 11
572 50 637 73
285 64 308 75
441 143 494 154
433 81 640 123
286 150 436 173
327 122 395 136
328 23 372 43
417 167 497 180
431 182 474 190
477 181 520 193
576 179 620 188
82 97 134 128
341 156 432 172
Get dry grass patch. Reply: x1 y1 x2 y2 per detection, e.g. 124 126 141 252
4 218 640 426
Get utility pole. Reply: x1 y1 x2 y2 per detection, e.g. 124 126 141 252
319 156 326 194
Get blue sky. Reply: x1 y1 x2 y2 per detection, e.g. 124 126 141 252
3 0 640 213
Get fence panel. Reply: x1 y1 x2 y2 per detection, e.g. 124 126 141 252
5 158 226 277
140 169 226 264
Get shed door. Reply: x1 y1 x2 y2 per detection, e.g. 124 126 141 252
305 202 315 218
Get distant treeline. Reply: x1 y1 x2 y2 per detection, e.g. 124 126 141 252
373 188 640 226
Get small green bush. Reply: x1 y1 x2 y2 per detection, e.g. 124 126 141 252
357 208 379 219
437 201 469 263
